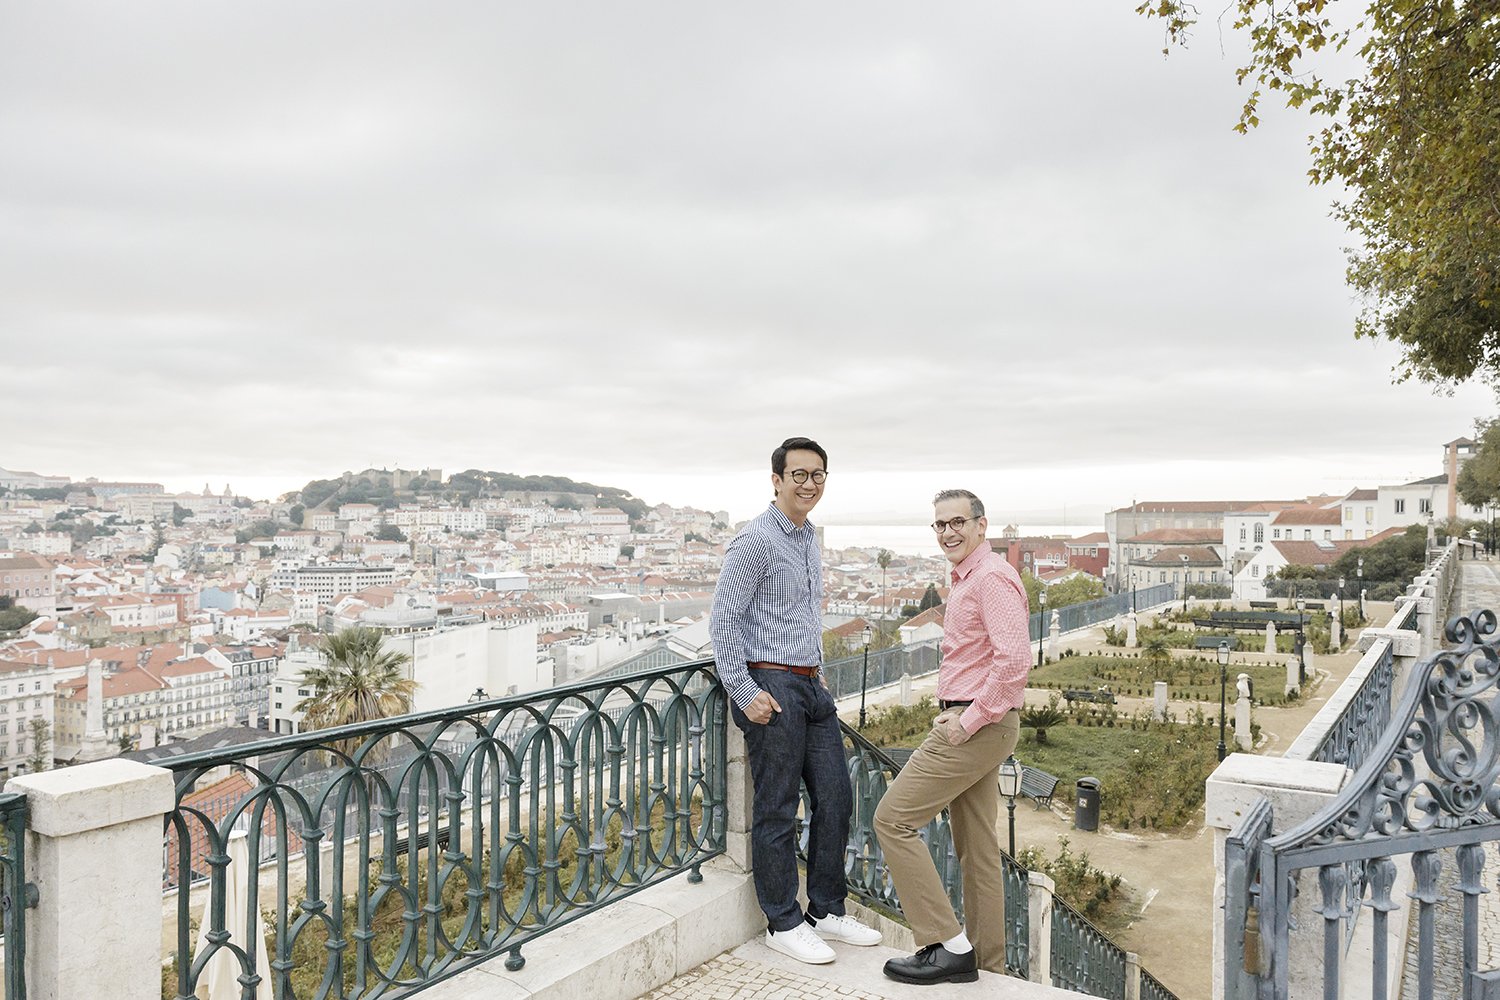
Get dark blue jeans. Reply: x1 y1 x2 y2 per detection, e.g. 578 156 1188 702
730 666 852 932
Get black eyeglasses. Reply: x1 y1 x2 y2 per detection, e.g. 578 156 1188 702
931 516 977 533
786 470 827 485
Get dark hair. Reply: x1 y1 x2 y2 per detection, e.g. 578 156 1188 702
772 437 828 476
932 489 984 518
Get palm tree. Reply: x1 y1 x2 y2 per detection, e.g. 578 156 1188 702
297 627 417 758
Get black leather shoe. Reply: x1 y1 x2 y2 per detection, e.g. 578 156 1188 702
882 943 979 985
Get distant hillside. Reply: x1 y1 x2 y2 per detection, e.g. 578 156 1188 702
296 467 647 521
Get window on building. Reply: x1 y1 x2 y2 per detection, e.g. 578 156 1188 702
1345 530 1352 539
1395 498 1406 514
1419 498 1433 514
1344 508 1352 521
1365 507 1373 524
1254 524 1264 543
1252 565 1260 577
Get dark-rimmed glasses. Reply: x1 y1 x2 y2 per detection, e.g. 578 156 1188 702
931 516 977 533
786 469 827 485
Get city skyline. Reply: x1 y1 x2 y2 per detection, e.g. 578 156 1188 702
3 2 1493 522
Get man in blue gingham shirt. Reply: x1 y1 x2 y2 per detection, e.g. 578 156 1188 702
710 436 881 965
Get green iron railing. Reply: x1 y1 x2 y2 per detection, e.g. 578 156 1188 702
0 792 33 1000
162 660 726 1000
812 724 1030 979
1051 892 1128 997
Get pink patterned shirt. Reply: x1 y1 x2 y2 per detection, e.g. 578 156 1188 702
938 544 1032 734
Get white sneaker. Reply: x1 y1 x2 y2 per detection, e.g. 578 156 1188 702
765 923 836 965
810 913 883 947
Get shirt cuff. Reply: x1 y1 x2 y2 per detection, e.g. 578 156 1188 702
730 677 763 710
958 703 990 735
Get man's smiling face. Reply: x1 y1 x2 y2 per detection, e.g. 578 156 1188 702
772 448 825 524
933 497 987 566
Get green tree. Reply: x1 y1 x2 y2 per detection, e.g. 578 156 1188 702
1459 419 1500 509
0 606 39 632
1020 695 1067 745
918 583 942 611
25 717 51 773
619 544 635 561
374 523 407 542
296 628 417 757
822 630 851 662
171 503 193 526
289 504 305 526
1140 1 1500 386
147 521 167 558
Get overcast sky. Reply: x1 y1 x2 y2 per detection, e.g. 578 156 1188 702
2 2 1491 523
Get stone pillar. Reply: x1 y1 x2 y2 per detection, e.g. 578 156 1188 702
1153 681 1168 722
1234 690 1252 750
1026 870 1055 985
1205 755 1350 1000
6 759 175 1000
1125 612 1138 649
724 722 753 873
899 673 912 707
1285 656 1300 695
1125 952 1142 1000
1330 614 1342 650
76 658 114 763
1264 620 1277 655
1046 610 1061 663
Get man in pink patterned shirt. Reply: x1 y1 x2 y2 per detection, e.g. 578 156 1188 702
875 488 1031 985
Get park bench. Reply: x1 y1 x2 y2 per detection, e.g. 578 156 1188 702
1248 600 1279 610
391 826 452 857
1193 636 1239 650
1062 688 1117 706
1303 601 1326 610
1019 766 1061 810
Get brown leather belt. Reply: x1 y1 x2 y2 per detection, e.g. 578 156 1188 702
749 661 819 678
939 699 973 710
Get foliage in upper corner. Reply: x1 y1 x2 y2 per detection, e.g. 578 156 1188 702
1458 418 1500 509
1139 1 1500 387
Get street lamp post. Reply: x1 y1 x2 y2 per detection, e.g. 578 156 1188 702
1337 576 1345 634
858 625 874 729
1357 556 1365 620
1036 590 1047 669
1296 597 1307 683
998 755 1022 859
1216 641 1230 761
1180 553 1190 614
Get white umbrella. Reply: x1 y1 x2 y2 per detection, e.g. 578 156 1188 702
194 828 273 1000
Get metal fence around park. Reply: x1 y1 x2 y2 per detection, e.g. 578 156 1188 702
1031 583 1177 642
161 661 726 1000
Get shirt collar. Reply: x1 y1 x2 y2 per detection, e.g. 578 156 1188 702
950 543 990 582
767 501 814 535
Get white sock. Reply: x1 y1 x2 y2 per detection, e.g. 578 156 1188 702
943 931 973 954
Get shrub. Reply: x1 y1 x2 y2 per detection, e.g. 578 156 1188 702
1020 695 1068 745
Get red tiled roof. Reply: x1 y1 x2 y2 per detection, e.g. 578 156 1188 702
1123 528 1222 543
1272 507 1341 526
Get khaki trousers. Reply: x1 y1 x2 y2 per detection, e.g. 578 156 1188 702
873 711 1020 975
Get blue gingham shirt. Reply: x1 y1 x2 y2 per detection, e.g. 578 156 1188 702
710 502 824 709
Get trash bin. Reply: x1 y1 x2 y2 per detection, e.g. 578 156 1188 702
1075 777 1101 832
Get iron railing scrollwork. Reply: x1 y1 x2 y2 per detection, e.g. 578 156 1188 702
164 661 726 1000
0 792 34 1000
1258 608 1500 999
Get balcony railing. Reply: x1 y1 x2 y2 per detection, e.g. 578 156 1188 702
161 660 726 1000
0 791 33 1000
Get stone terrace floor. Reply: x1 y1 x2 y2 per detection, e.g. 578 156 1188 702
641 939 1065 1000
